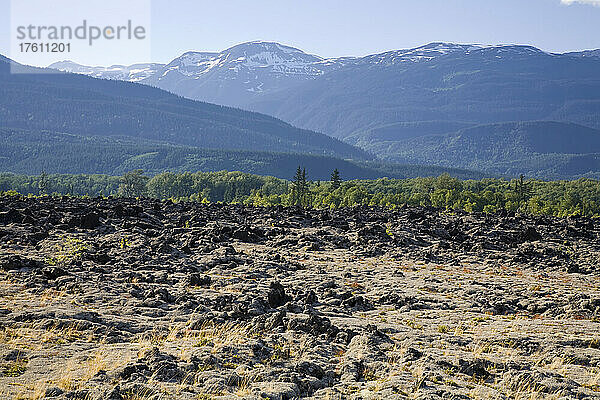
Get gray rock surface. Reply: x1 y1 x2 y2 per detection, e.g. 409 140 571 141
0 196 599 399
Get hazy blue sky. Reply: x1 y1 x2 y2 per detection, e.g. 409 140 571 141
2 0 600 65
149 0 600 59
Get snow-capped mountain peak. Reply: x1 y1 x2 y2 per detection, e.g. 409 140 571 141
153 41 327 83
225 41 316 57
49 60 164 82
150 42 331 90
47 41 580 108
357 42 488 66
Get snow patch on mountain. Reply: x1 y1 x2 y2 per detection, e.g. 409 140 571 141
49 61 164 82
46 41 584 106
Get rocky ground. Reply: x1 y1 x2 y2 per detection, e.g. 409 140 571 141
0 195 599 399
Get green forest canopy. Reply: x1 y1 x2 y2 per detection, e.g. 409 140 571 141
1 170 599 218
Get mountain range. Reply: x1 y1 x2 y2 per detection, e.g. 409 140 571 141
0 53 486 180
49 41 600 178
50 41 350 108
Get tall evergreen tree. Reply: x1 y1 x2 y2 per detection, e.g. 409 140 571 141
514 174 532 209
38 171 50 195
301 168 309 207
331 168 341 190
291 166 303 206
290 166 311 207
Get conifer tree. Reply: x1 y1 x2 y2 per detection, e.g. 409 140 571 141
38 171 49 195
290 166 310 207
291 166 303 206
331 168 341 190
514 174 532 209
301 168 308 207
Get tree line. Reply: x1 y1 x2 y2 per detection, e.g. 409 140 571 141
2 169 600 218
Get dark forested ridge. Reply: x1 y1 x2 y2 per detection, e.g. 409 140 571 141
0 55 368 160
364 121 600 178
0 53 486 181
0 128 483 180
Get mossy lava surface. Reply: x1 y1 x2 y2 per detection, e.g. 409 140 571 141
1 196 599 399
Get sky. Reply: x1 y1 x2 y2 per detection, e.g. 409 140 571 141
1 0 600 66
